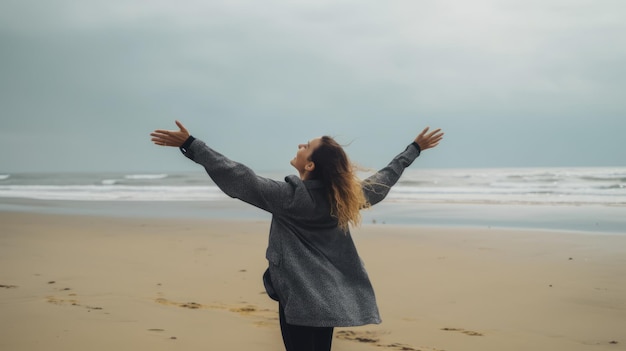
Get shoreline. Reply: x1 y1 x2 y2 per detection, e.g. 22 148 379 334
2 211 626 351
1 197 625 234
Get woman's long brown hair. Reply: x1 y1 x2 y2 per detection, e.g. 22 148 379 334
309 136 369 232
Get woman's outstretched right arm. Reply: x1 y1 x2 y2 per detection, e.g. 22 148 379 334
150 121 303 214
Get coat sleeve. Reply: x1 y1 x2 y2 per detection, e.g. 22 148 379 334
182 138 306 214
362 143 420 206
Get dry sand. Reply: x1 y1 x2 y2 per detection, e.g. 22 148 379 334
1 212 625 351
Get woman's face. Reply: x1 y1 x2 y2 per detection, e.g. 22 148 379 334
291 137 322 178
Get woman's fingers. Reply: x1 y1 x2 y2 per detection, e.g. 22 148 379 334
150 130 174 146
427 128 442 137
175 120 188 134
150 136 168 146
150 121 190 147
415 126 444 150
425 129 443 142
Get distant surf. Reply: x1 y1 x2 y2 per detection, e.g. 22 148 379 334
123 174 168 180
0 168 624 205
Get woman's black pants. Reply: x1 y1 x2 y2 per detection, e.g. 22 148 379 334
279 305 334 351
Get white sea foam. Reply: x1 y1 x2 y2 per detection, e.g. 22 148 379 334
124 174 168 180
0 168 624 205
0 174 9 180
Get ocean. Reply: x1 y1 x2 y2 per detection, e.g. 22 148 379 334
1 168 625 234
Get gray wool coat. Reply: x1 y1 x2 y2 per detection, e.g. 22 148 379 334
181 138 421 327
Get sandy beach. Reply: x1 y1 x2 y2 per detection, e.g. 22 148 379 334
1 211 625 351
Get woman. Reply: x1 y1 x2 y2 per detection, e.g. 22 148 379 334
150 121 443 351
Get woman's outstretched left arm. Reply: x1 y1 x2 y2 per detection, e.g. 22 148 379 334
362 127 443 206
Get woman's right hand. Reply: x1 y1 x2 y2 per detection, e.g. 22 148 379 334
414 127 444 151
150 120 190 147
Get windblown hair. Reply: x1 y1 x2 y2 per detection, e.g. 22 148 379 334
308 136 370 232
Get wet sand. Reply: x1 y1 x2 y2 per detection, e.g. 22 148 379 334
1 212 625 350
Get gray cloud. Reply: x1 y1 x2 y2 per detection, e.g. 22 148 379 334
1 0 625 172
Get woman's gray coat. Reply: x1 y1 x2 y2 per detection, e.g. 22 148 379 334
182 139 421 327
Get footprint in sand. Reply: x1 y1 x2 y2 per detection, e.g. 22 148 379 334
154 297 278 324
441 327 483 336
180 302 202 309
46 296 80 306
336 330 381 344
335 330 444 351
581 340 620 346
155 298 206 309
47 295 104 311
0 284 18 289
45 283 105 312
147 328 178 340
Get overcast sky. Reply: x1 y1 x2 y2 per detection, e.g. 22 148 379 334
1 0 624 173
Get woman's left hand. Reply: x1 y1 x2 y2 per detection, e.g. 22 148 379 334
150 120 190 147
414 127 444 151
